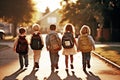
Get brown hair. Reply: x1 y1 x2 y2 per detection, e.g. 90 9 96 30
32 23 40 31
19 28 26 34
80 25 91 35
50 24 56 30
63 23 75 33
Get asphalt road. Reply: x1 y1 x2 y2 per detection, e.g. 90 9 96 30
0 34 120 80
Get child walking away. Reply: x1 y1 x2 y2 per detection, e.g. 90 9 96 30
30 24 44 69
13 27 29 69
46 24 62 72
62 23 77 71
77 25 95 73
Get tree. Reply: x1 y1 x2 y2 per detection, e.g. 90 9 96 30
0 0 36 37
43 7 50 16
59 0 103 37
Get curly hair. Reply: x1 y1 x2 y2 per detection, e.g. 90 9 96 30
80 25 91 35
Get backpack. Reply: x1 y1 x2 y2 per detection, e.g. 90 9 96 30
78 35 92 52
16 36 28 54
49 33 61 51
62 32 74 49
30 33 44 50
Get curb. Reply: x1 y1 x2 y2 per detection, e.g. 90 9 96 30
92 51 120 69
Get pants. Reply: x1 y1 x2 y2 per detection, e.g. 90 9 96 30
49 51 59 68
82 52 91 69
19 54 28 68
33 50 41 63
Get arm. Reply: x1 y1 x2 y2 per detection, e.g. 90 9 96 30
13 36 18 52
89 35 95 50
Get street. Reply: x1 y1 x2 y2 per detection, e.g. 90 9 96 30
0 34 120 80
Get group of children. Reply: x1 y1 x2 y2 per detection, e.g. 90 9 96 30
13 23 95 73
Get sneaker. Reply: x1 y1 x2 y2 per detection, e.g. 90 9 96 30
87 64 91 68
34 62 39 68
70 64 74 69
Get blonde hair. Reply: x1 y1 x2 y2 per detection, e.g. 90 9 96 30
80 25 91 35
32 23 40 31
63 23 75 34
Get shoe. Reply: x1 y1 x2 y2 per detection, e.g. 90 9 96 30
87 61 91 68
70 64 74 69
87 64 91 68
34 62 39 68
55 65 59 69
83 68 87 73
65 68 68 72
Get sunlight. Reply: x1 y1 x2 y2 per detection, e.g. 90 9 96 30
33 0 61 12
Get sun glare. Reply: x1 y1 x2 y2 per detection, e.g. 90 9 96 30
33 0 61 12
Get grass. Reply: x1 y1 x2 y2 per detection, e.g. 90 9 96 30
95 46 120 66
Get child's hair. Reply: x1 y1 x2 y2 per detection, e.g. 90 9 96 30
80 25 91 35
50 24 56 30
63 23 75 33
32 23 40 31
19 28 26 34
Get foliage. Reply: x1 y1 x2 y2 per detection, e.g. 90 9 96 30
59 0 120 40
59 0 103 29
0 0 37 37
58 0 105 37
0 0 36 24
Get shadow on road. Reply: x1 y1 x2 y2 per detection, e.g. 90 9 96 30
3 68 26 80
86 71 101 80
23 69 39 80
44 71 62 80
63 70 82 80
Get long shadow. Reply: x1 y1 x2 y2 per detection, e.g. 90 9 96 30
63 70 82 80
86 71 101 80
3 68 26 80
23 69 39 80
44 71 62 80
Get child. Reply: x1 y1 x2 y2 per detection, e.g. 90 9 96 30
77 25 95 73
30 23 44 69
46 24 62 72
62 23 77 71
13 27 29 69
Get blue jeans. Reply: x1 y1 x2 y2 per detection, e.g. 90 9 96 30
19 54 28 68
82 52 91 69
49 51 59 69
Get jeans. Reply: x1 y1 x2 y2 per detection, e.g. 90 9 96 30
19 54 28 68
82 52 91 69
49 51 59 68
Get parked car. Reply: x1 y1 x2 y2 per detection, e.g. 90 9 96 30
0 29 5 39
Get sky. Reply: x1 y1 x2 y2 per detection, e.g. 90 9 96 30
33 0 61 12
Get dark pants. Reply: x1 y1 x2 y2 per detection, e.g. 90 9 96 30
82 52 91 69
49 51 59 69
18 54 28 68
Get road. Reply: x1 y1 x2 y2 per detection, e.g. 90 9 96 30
0 34 120 80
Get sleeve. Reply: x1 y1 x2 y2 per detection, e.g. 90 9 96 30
45 34 49 47
39 34 44 45
89 35 95 50
77 36 80 51
13 36 19 50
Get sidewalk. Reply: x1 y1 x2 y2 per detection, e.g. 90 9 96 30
0 42 120 80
